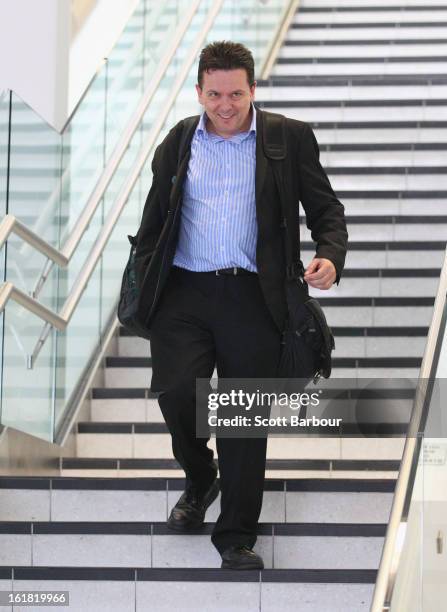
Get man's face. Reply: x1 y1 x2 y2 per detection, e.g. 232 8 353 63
196 68 256 138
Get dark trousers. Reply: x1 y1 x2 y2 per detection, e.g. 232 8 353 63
149 265 282 554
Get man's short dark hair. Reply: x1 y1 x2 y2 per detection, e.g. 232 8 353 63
197 41 255 88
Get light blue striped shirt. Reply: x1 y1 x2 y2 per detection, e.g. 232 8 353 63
173 105 257 272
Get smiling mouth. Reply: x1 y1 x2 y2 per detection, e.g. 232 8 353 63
218 114 234 119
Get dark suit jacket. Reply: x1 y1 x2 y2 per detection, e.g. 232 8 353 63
134 108 348 332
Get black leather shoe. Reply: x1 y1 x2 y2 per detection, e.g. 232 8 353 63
167 477 219 531
221 545 264 570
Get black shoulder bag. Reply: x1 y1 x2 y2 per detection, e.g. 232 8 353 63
117 117 198 339
263 112 335 384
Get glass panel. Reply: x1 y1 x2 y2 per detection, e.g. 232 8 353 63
0 91 10 425
390 294 447 611
1 300 57 440
6 91 62 293
389 441 424 611
0 91 8 217
105 1 145 159
105 0 193 160
59 66 107 244
53 264 102 435
421 434 447 611
0 91 61 440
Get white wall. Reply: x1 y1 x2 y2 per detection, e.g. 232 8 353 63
0 0 71 131
69 0 138 118
0 0 138 132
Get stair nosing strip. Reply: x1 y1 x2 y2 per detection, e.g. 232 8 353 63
291 21 447 28
0 521 387 537
0 476 396 492
298 5 447 12
277 56 447 64
284 38 447 45
60 458 400 471
3 567 378 583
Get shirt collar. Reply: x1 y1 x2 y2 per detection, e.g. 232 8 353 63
197 103 256 142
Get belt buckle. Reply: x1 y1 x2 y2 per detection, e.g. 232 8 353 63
215 267 239 276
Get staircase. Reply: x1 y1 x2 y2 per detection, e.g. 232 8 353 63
1 1 446 610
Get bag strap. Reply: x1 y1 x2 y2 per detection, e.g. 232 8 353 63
262 111 309 303
178 116 200 165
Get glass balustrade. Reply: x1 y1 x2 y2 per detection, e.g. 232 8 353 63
387 283 447 612
0 90 9 426
0 0 290 441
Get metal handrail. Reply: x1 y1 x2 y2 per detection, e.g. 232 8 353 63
0 282 66 330
0 0 201 291
0 0 224 368
259 0 300 80
370 246 447 611
0 215 68 266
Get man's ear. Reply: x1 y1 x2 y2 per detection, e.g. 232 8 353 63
250 81 257 99
195 84 203 104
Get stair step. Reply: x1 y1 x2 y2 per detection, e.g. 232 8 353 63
315 128 447 144
92 378 420 398
77 422 411 435
117 334 427 358
0 483 394 523
0 521 386 570
75 431 405 461
102 362 421 388
90 403 412 425
0 477 395 523
90 385 415 425
0 567 377 611
59 469 399 480
117 304 433 336
102 356 421 387
156 82 447 102
280 42 447 58
258 75 447 85
267 108 447 123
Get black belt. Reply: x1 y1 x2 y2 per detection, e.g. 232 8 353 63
214 267 256 276
173 266 256 276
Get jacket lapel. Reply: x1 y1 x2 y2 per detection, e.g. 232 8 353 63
168 116 200 213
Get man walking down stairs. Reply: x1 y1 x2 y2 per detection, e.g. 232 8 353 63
1 0 446 610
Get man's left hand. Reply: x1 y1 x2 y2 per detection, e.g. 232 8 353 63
303 257 336 290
